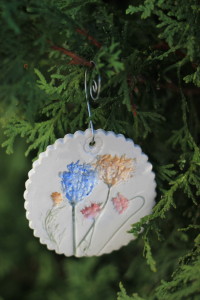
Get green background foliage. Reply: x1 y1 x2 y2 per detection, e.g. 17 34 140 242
0 0 199 299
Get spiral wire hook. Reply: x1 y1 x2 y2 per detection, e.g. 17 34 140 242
84 62 101 144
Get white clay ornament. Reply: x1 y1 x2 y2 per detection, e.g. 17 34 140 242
24 129 156 257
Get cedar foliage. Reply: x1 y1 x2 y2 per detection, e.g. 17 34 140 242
0 0 200 299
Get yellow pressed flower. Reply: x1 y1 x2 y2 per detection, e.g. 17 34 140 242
95 154 135 186
51 192 63 205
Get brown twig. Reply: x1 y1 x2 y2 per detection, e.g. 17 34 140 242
50 44 93 67
49 28 101 66
76 28 102 48
159 81 200 96
127 76 137 117
49 27 102 66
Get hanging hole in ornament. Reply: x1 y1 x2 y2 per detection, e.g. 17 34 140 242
84 136 103 154
89 139 96 147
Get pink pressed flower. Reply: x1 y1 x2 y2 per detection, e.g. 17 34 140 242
112 193 129 214
81 203 102 219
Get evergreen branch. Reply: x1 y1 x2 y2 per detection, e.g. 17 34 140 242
117 283 146 300
25 120 56 156
1 0 200 299
119 235 200 300
178 225 200 232
130 144 200 237
143 236 157 272
133 111 165 139
2 119 32 154
184 66 200 87
156 164 177 183
155 235 200 300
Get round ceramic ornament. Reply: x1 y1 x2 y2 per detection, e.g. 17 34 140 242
24 129 156 257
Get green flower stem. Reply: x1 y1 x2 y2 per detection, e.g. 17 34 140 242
44 205 64 248
83 220 96 252
97 196 145 255
45 207 57 244
72 203 76 256
77 186 111 251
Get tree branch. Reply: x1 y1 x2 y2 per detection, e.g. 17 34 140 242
50 44 93 67
76 28 102 48
49 29 101 66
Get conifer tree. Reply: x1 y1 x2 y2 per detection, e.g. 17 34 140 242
0 0 199 299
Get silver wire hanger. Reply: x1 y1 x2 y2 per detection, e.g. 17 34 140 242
84 61 101 145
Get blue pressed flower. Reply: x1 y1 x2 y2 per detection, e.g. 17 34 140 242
60 161 97 205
